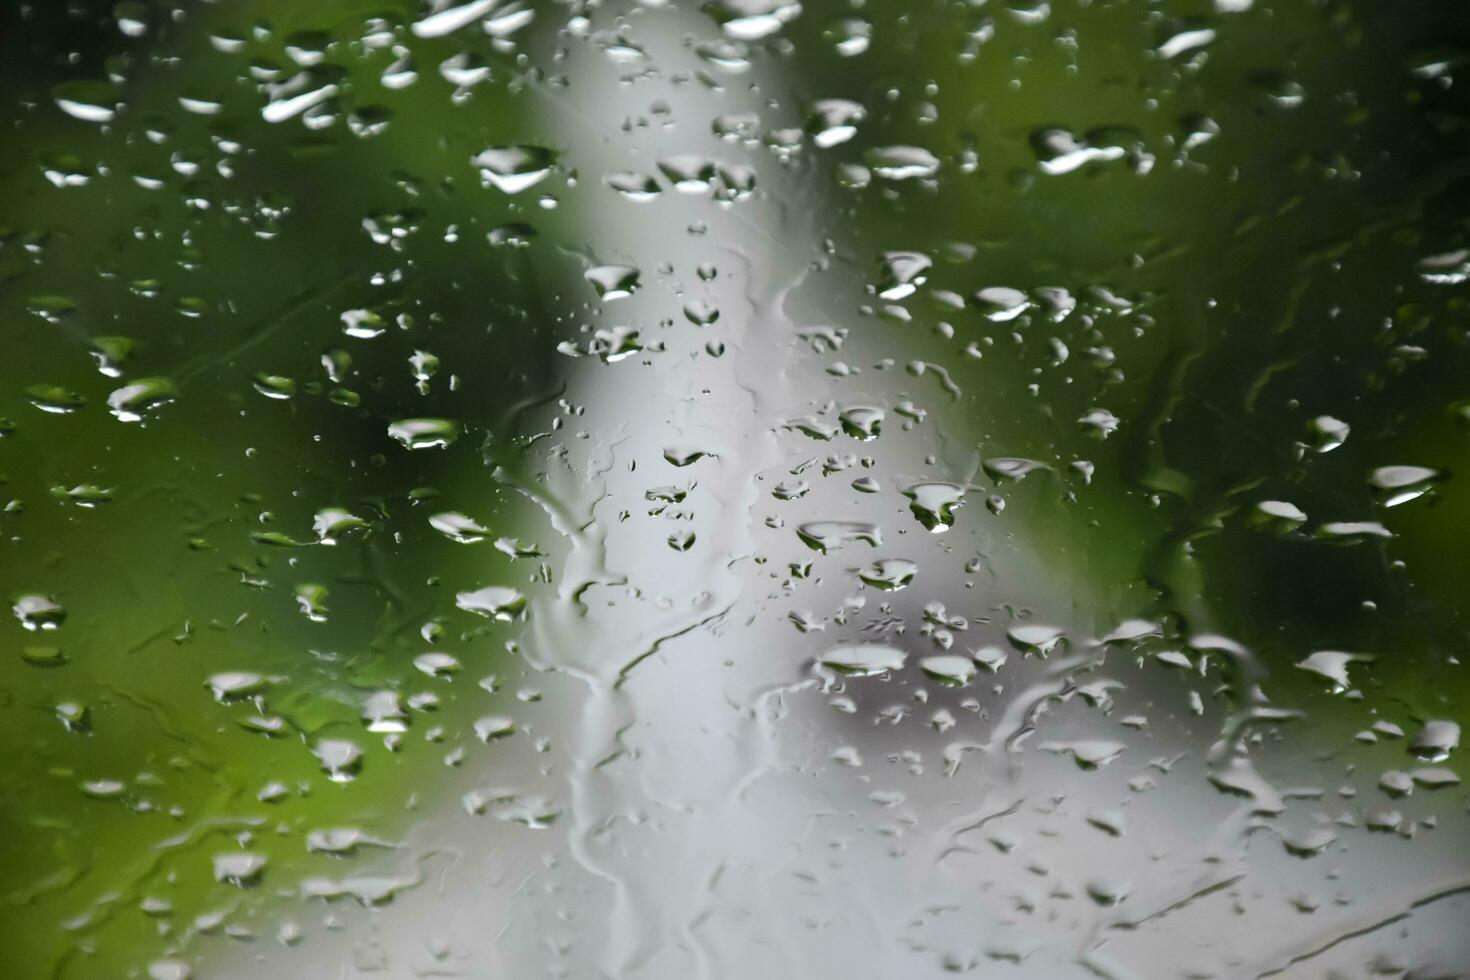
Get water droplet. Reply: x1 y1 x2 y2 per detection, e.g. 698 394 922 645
207 672 269 703
901 482 965 532
919 654 977 686
431 512 490 543
806 99 866 148
1295 651 1365 693
1077 408 1119 438
106 378 175 422
411 0 501 38
313 739 363 782
1030 127 1147 175
415 652 461 677
983 457 1047 481
494 537 542 559
1369 465 1443 507
1316 521 1393 542
1156 22 1217 60
1007 623 1066 656
1309 415 1349 452
823 17 872 56
684 300 720 326
147 960 191 980
875 251 931 301
973 287 1031 322
472 145 556 194
664 445 711 467
26 385 85 414
389 418 460 450
212 852 268 886
858 558 917 591
455 586 527 621
1253 500 1309 533
864 146 940 181
1281 827 1337 858
53 80 121 123
838 406 885 440
821 643 906 675
474 715 515 741
1410 721 1460 763
585 264 641 301
607 172 661 201
13 594 65 631
797 521 882 552
1049 740 1125 769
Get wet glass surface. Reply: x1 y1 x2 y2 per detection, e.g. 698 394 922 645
3 1 1470 977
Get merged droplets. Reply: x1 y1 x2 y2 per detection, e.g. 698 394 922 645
1030 127 1150 176
557 326 643 363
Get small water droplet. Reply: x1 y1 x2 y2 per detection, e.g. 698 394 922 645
389 418 460 450
472 145 556 193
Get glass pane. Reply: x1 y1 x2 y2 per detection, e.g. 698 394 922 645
2 1 1468 977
